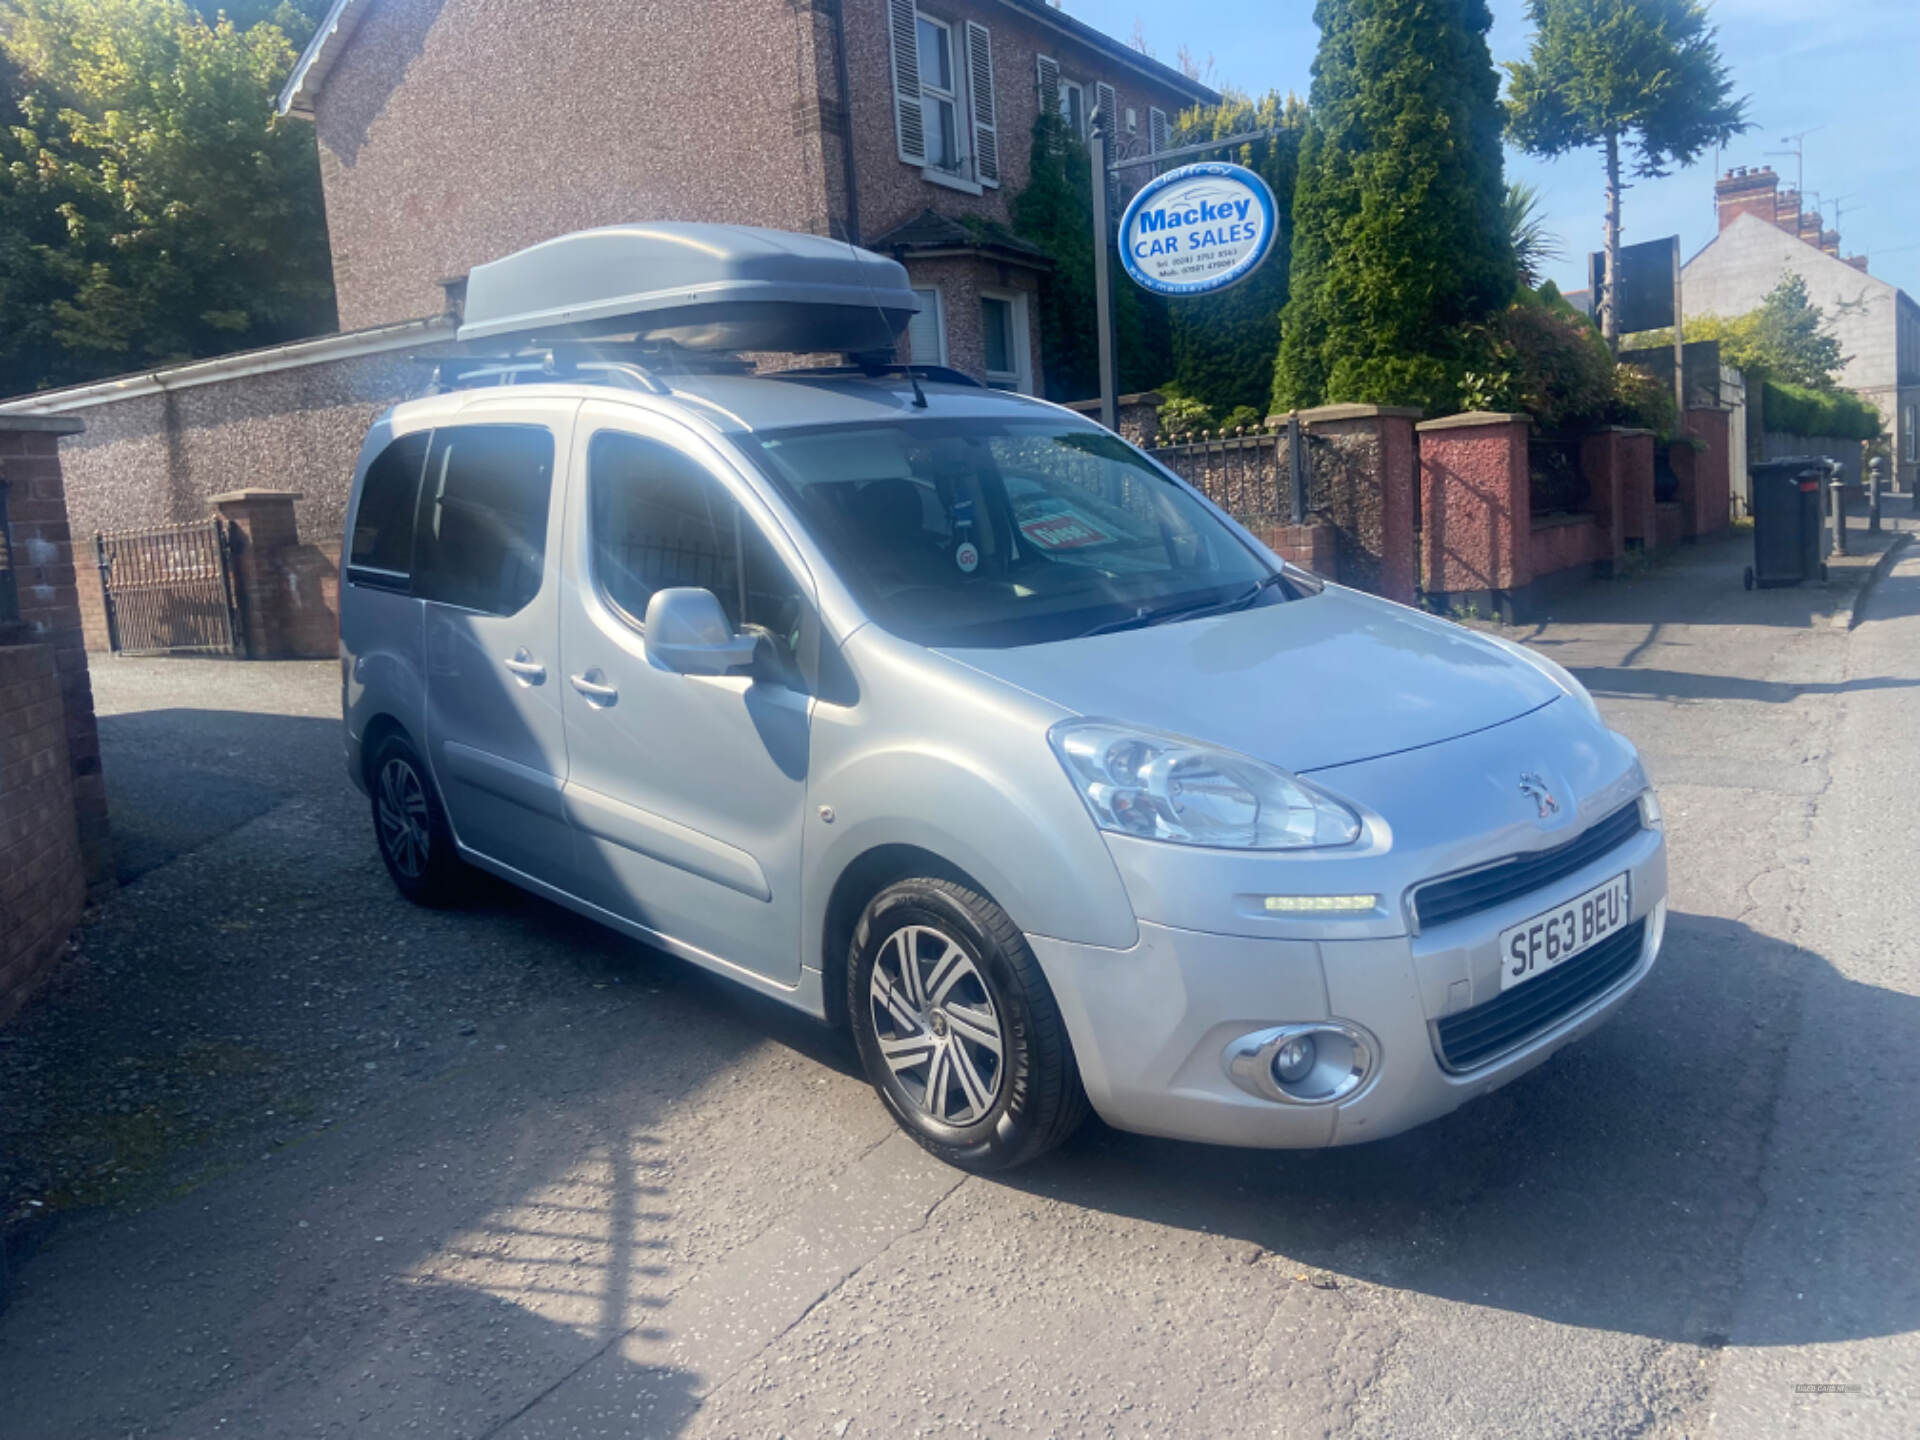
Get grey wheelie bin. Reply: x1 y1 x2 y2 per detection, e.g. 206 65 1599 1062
1745 457 1830 590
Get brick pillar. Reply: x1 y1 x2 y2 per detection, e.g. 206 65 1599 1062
1416 412 1532 618
1583 427 1656 549
211 489 305 659
1288 403 1423 604
0 417 112 894
1066 392 1165 446
1681 408 1733 537
0 643 87 1021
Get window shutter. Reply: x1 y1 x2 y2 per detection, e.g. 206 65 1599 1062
1149 107 1170 155
888 0 924 165
1094 81 1118 135
1035 54 1059 121
964 21 999 187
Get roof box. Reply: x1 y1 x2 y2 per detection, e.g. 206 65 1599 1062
456 223 920 354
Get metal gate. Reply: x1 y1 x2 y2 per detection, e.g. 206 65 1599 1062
95 519 241 656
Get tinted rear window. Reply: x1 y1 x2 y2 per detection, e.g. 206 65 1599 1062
348 432 430 579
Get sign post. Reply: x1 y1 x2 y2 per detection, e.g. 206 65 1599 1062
1090 109 1118 433
1091 120 1284 431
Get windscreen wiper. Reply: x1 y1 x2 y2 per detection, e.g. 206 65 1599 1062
1077 571 1287 638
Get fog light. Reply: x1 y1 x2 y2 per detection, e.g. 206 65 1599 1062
1262 894 1378 913
1638 789 1663 830
1224 1022 1376 1106
1272 1034 1316 1084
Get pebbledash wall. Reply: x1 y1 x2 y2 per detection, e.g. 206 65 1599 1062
0 319 453 654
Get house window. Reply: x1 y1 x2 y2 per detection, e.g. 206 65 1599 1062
980 292 1031 394
1059 79 1085 139
907 287 947 367
917 14 962 173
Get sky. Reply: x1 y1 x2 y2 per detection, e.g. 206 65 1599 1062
1064 0 1920 302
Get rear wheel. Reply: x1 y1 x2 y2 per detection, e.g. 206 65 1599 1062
849 877 1088 1172
369 734 464 906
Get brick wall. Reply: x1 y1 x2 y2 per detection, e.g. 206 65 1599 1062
1 419 110 892
214 491 342 660
0 643 86 1022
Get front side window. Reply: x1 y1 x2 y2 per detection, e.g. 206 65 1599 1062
742 418 1288 649
412 425 554 616
348 431 431 584
917 14 961 172
588 432 809 667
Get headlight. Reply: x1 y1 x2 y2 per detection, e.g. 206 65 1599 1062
1048 720 1361 850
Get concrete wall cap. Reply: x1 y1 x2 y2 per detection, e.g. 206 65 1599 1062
0 414 85 435
1415 411 1532 432
210 489 306 503
1590 425 1656 437
1277 403 1425 424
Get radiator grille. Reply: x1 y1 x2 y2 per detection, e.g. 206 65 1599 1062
1434 918 1647 1072
1412 803 1642 932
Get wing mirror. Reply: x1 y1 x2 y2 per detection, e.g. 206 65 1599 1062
643 587 760 675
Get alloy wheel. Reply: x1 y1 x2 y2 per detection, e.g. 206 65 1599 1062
376 757 432 880
868 924 1006 1125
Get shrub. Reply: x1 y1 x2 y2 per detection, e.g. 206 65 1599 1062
1762 379 1882 440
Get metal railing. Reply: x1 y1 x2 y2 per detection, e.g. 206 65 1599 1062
95 518 240 656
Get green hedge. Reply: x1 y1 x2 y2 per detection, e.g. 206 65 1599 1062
1762 379 1883 441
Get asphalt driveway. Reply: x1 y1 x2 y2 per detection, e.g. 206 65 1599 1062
2 529 1915 1437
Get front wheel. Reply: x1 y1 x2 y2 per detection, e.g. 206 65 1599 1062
849 877 1089 1172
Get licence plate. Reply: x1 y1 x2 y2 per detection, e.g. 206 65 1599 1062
1498 873 1631 992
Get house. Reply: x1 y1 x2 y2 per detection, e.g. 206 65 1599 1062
1684 166 1920 489
277 0 1216 392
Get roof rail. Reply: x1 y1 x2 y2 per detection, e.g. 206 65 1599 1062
414 341 755 395
773 362 985 389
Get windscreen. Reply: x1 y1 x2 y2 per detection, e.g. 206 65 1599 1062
740 418 1284 648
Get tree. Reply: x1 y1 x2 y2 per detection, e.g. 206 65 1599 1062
0 0 336 395
1504 180 1563 289
1629 273 1848 389
1165 90 1305 420
1505 0 1747 350
1010 112 1169 402
1273 0 1516 416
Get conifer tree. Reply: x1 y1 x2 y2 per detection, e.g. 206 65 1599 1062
1273 0 1516 414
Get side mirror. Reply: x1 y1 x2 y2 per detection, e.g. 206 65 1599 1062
643 587 760 675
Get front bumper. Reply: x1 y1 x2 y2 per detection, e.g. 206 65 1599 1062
1029 825 1667 1149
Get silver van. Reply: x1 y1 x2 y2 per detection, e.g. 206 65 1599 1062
340 226 1666 1171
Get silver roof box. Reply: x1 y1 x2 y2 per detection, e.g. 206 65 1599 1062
456 223 919 353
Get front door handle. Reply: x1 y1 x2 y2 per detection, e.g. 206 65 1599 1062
503 649 546 686
569 669 619 707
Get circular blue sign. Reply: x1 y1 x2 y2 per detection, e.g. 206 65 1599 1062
1118 161 1278 298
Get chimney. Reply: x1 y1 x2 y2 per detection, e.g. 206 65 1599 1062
1715 165 1780 233
1820 229 1841 257
1844 254 1869 273
1775 186 1803 236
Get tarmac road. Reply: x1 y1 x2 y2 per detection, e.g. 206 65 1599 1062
1 528 1914 1438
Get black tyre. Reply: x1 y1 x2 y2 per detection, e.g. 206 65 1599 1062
369 733 464 907
849 877 1089 1172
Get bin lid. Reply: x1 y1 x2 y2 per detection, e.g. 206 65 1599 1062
456 223 920 353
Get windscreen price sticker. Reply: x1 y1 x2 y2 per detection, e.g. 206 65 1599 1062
1118 162 1278 298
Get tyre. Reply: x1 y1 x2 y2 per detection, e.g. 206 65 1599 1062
849 877 1089 1172
369 733 464 907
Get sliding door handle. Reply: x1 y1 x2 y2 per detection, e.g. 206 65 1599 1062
502 649 546 685
569 669 619 707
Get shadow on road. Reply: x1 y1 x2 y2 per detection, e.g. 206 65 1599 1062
1002 909 1915 1352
